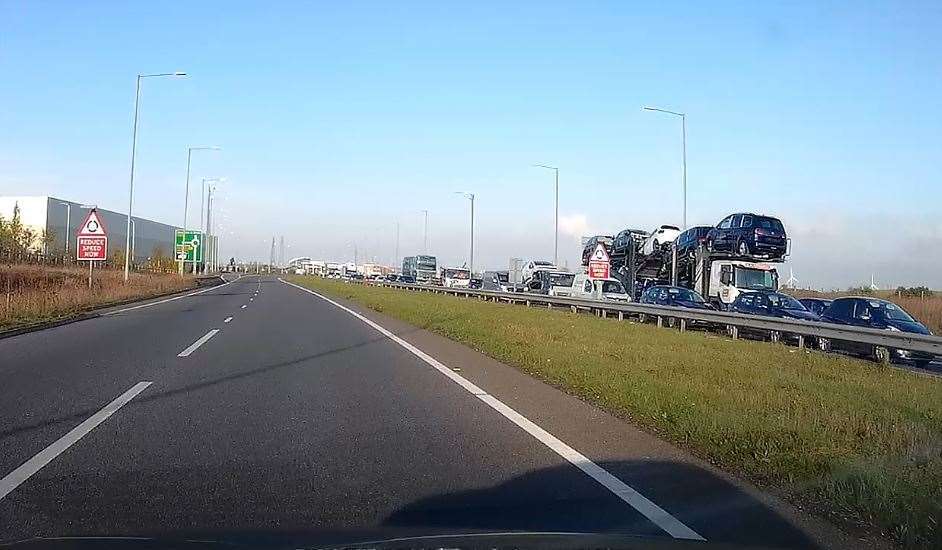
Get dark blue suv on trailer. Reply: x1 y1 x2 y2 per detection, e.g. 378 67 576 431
821 296 934 367
798 297 833 316
706 213 787 260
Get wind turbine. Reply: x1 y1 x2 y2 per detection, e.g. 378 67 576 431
785 268 799 288
869 274 879 291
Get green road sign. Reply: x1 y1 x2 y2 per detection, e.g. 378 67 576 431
175 230 203 263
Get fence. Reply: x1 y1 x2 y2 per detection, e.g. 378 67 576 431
370 281 942 361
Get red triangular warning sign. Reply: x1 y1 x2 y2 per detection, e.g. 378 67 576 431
591 243 610 263
77 209 108 236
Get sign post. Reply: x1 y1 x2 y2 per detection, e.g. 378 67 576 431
587 243 611 280
76 209 108 289
175 230 203 274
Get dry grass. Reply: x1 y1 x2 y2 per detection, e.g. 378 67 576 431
789 289 942 335
293 276 942 548
0 264 193 330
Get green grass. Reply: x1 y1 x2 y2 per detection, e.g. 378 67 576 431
290 275 942 548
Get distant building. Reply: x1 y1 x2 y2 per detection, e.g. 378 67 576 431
0 195 181 263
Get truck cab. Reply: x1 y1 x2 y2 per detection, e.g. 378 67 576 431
703 260 778 309
442 267 471 288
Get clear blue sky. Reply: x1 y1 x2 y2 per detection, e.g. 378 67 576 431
2 1 940 288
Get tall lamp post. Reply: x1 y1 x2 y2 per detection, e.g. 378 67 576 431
181 146 221 274
533 164 559 265
454 192 475 274
124 71 187 282
643 106 687 230
420 209 429 254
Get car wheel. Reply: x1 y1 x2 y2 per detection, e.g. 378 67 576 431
738 240 749 256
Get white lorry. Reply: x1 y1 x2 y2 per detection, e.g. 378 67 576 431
695 259 779 309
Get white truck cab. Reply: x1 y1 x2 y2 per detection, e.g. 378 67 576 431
568 273 631 302
699 260 779 309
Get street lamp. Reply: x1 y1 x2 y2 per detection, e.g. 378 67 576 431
643 106 687 229
201 177 225 236
124 71 187 282
533 164 559 265
183 146 220 232
454 192 475 274
420 209 429 254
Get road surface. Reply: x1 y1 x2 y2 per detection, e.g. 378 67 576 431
0 275 855 548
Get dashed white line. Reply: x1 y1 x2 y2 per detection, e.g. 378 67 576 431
279 278 704 541
0 381 153 502
103 276 243 315
177 329 220 357
224 317 233 323
241 304 247 309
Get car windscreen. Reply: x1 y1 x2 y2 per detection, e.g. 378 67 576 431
735 267 775 290
549 273 574 286
875 301 916 322
767 294 805 310
601 280 626 294
445 270 470 279
667 287 704 303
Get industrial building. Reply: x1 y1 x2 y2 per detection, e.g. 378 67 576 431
0 195 181 263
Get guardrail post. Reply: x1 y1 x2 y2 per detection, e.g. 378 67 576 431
770 330 781 344
679 319 686 332
526 300 531 307
656 316 663 328
730 325 739 340
547 303 552 310
618 311 624 321
602 309 608 318
797 335 804 349
570 305 577 314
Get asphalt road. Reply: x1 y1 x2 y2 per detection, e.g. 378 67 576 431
0 275 868 549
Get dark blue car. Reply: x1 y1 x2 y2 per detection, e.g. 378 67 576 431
706 213 787 260
674 226 713 257
640 285 714 310
821 297 934 366
729 290 820 321
798 297 833 316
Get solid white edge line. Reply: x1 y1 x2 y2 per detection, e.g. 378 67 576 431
0 381 153 501
177 329 220 357
103 275 244 315
223 317 233 323
279 278 705 541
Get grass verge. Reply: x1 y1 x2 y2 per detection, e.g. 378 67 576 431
289 275 942 548
1 264 194 331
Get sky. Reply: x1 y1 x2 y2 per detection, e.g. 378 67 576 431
1 1 940 289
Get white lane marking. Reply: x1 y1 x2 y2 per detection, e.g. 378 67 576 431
103 275 244 315
249 297 254 302
279 278 704 541
0 381 152 501
223 317 233 323
177 329 220 357
241 304 247 309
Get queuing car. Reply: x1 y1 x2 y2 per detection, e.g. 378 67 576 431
706 213 787 259
468 277 483 290
527 270 575 295
674 226 713 257
639 285 714 310
482 270 512 292
820 297 934 366
397 275 416 284
581 235 614 265
640 225 681 256
798 297 833 316
729 290 820 321
568 274 630 302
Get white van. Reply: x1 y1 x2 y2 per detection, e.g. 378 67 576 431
567 273 631 302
